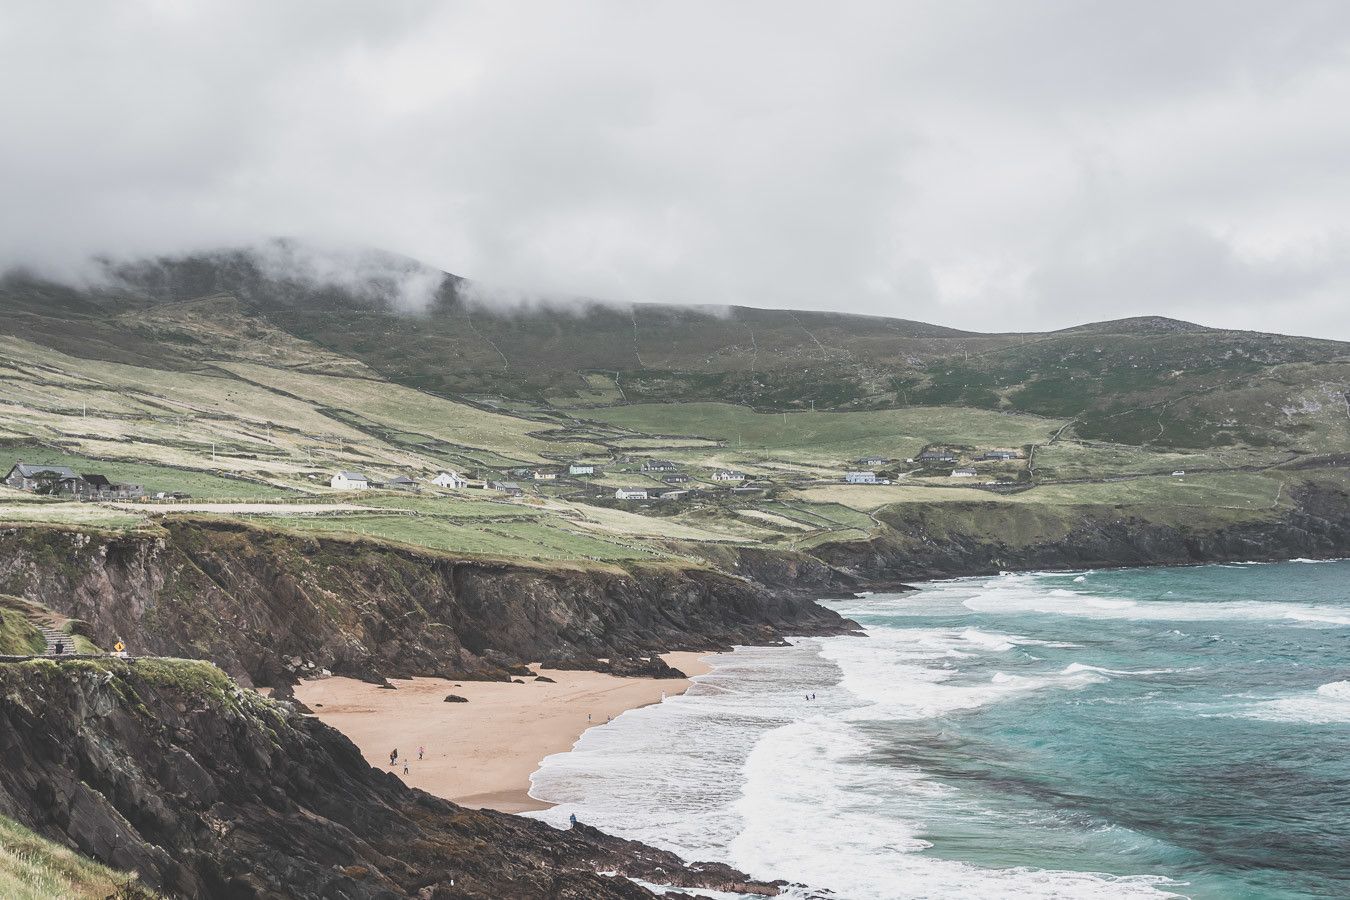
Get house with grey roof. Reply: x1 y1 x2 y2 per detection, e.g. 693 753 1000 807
330 471 369 490
4 462 82 493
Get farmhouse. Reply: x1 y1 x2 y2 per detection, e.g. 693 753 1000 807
662 473 691 484
532 470 558 481
640 459 678 473
490 481 524 496
712 470 746 481
951 467 978 478
4 463 81 492
615 487 649 500
918 449 957 463
387 475 419 491
979 450 1022 461
76 473 141 499
844 471 878 484
857 456 889 467
568 463 597 476
330 471 369 490
432 470 468 489
657 489 690 500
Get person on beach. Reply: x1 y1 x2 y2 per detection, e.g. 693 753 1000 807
569 813 577 828
403 760 410 776
390 749 398 766
418 745 424 760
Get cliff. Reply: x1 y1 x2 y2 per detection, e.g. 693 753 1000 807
0 519 853 689
0 657 779 899
814 482 1350 581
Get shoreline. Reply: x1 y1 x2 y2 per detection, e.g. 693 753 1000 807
870 554 1350 591
294 652 714 813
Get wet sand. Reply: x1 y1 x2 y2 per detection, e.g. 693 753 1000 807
293 652 712 813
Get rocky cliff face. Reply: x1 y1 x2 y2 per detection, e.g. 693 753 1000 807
0 658 780 899
0 519 853 688
814 484 1350 582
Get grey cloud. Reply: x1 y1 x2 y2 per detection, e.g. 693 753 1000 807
2 1 1350 338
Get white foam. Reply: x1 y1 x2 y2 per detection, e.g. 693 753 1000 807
1238 681 1350 724
1061 662 1180 677
527 633 1184 900
730 718 1178 899
958 577 1350 627
819 627 1104 721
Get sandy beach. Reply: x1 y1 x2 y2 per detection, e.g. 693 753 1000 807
294 652 713 813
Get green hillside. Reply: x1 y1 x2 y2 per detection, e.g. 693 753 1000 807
0 246 1346 570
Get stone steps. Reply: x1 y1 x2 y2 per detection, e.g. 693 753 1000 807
39 626 72 656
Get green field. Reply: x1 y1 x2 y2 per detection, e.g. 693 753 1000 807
797 469 1307 513
270 513 663 562
1 446 292 499
579 402 1062 465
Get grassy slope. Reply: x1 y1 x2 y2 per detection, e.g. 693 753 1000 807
0 815 151 899
0 603 44 655
580 401 1063 465
0 259 1347 568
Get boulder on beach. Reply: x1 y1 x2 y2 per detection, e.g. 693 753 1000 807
534 675 556 683
444 694 468 703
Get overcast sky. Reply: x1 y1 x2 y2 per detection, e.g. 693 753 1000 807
3 2 1350 337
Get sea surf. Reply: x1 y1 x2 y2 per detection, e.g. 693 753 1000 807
527 560 1350 899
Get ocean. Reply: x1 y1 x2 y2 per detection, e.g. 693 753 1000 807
527 560 1350 899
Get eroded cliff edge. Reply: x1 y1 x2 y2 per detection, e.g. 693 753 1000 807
0 657 780 899
0 518 855 688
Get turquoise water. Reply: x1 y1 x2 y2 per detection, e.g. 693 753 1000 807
530 561 1350 898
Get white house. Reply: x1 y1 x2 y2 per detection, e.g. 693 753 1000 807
858 456 889 467
432 470 468 489
951 467 978 478
331 471 369 490
640 459 678 473
532 470 558 481
1171 470 1185 477
615 488 649 500
568 463 596 476
844 471 878 484
712 470 746 481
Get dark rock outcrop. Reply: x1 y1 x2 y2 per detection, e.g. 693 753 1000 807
545 655 688 679
814 483 1350 582
443 694 468 702
0 519 854 689
0 657 783 899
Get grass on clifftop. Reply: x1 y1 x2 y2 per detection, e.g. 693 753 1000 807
0 602 44 655
0 815 152 899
